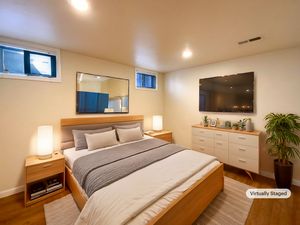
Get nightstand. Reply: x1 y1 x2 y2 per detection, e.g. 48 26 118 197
24 152 65 207
145 130 173 143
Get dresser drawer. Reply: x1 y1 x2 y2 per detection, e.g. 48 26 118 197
214 131 228 141
229 133 259 147
214 139 228 151
192 143 215 156
26 159 64 175
192 135 214 147
215 148 228 163
192 127 214 138
229 143 259 160
229 154 259 173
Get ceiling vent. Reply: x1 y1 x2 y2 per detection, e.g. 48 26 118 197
237 36 263 45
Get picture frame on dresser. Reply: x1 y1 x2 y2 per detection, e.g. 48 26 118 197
210 120 217 127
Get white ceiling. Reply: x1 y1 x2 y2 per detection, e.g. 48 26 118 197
0 0 300 73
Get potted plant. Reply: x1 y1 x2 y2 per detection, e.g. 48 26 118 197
264 113 300 189
238 118 248 131
232 123 239 130
203 116 210 127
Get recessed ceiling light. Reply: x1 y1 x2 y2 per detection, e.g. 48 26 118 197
97 76 100 79
71 0 88 11
183 51 192 57
246 90 249 92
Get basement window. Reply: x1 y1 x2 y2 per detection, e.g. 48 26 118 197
135 68 158 90
0 37 61 82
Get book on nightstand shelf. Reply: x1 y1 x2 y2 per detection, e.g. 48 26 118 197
30 182 46 200
45 177 62 193
30 177 63 200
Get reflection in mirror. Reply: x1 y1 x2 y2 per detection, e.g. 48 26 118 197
76 72 129 113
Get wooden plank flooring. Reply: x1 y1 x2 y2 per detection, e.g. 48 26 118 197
224 165 300 225
0 188 71 225
0 165 299 225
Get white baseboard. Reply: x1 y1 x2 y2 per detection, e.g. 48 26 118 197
0 185 24 199
260 170 300 187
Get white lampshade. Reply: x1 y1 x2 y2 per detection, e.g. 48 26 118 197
153 115 163 132
38 126 53 159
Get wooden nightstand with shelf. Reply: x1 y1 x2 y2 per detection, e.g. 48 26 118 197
145 130 173 143
25 152 65 207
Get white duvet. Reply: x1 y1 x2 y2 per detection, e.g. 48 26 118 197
74 149 219 225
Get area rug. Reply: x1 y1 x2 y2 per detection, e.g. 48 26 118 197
44 194 80 225
193 177 254 225
44 177 254 225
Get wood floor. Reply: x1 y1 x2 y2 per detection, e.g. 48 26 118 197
0 165 299 225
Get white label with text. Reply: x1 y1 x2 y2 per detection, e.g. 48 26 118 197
246 189 291 199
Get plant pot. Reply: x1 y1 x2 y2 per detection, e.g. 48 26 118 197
203 122 208 127
239 127 243 131
233 126 238 130
274 159 293 189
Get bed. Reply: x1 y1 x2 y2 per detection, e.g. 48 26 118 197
61 115 224 225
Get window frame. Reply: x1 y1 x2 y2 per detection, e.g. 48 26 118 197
0 37 61 82
135 67 158 91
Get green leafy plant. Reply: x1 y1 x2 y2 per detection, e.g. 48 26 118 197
264 113 300 165
232 123 238 127
203 116 210 123
238 118 248 128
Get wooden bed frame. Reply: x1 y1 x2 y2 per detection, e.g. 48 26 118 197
61 115 224 225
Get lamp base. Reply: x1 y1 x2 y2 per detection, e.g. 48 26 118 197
38 153 52 160
153 130 162 133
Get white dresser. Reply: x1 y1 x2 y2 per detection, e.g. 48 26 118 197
192 125 261 174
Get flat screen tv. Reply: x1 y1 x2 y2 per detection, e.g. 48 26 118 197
199 72 254 113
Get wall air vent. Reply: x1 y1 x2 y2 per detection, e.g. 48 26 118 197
237 36 263 45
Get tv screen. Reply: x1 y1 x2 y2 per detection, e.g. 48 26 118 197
199 72 254 113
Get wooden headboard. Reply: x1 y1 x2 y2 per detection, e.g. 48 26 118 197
60 115 144 150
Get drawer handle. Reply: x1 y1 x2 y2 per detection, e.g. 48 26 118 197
161 136 166 138
199 139 204 141
239 159 246 163
216 142 222 145
238 137 246 139
199 147 205 150
43 164 51 168
239 148 246 151
216 133 222 136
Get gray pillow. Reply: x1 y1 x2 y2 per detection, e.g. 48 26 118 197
85 130 118 151
114 123 143 140
117 127 143 143
72 127 112 151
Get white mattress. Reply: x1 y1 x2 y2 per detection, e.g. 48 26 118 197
64 138 221 224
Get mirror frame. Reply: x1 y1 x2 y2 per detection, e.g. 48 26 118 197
76 72 130 114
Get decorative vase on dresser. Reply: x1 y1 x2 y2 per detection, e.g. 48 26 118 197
246 119 253 132
191 124 261 180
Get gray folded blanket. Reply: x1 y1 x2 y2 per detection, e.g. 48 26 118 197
72 138 188 197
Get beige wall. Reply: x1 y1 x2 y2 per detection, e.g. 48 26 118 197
163 47 300 181
0 51 164 192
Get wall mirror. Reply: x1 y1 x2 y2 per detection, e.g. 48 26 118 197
76 72 129 114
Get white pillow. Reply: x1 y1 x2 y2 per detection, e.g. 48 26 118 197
117 127 143 143
84 130 118 151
